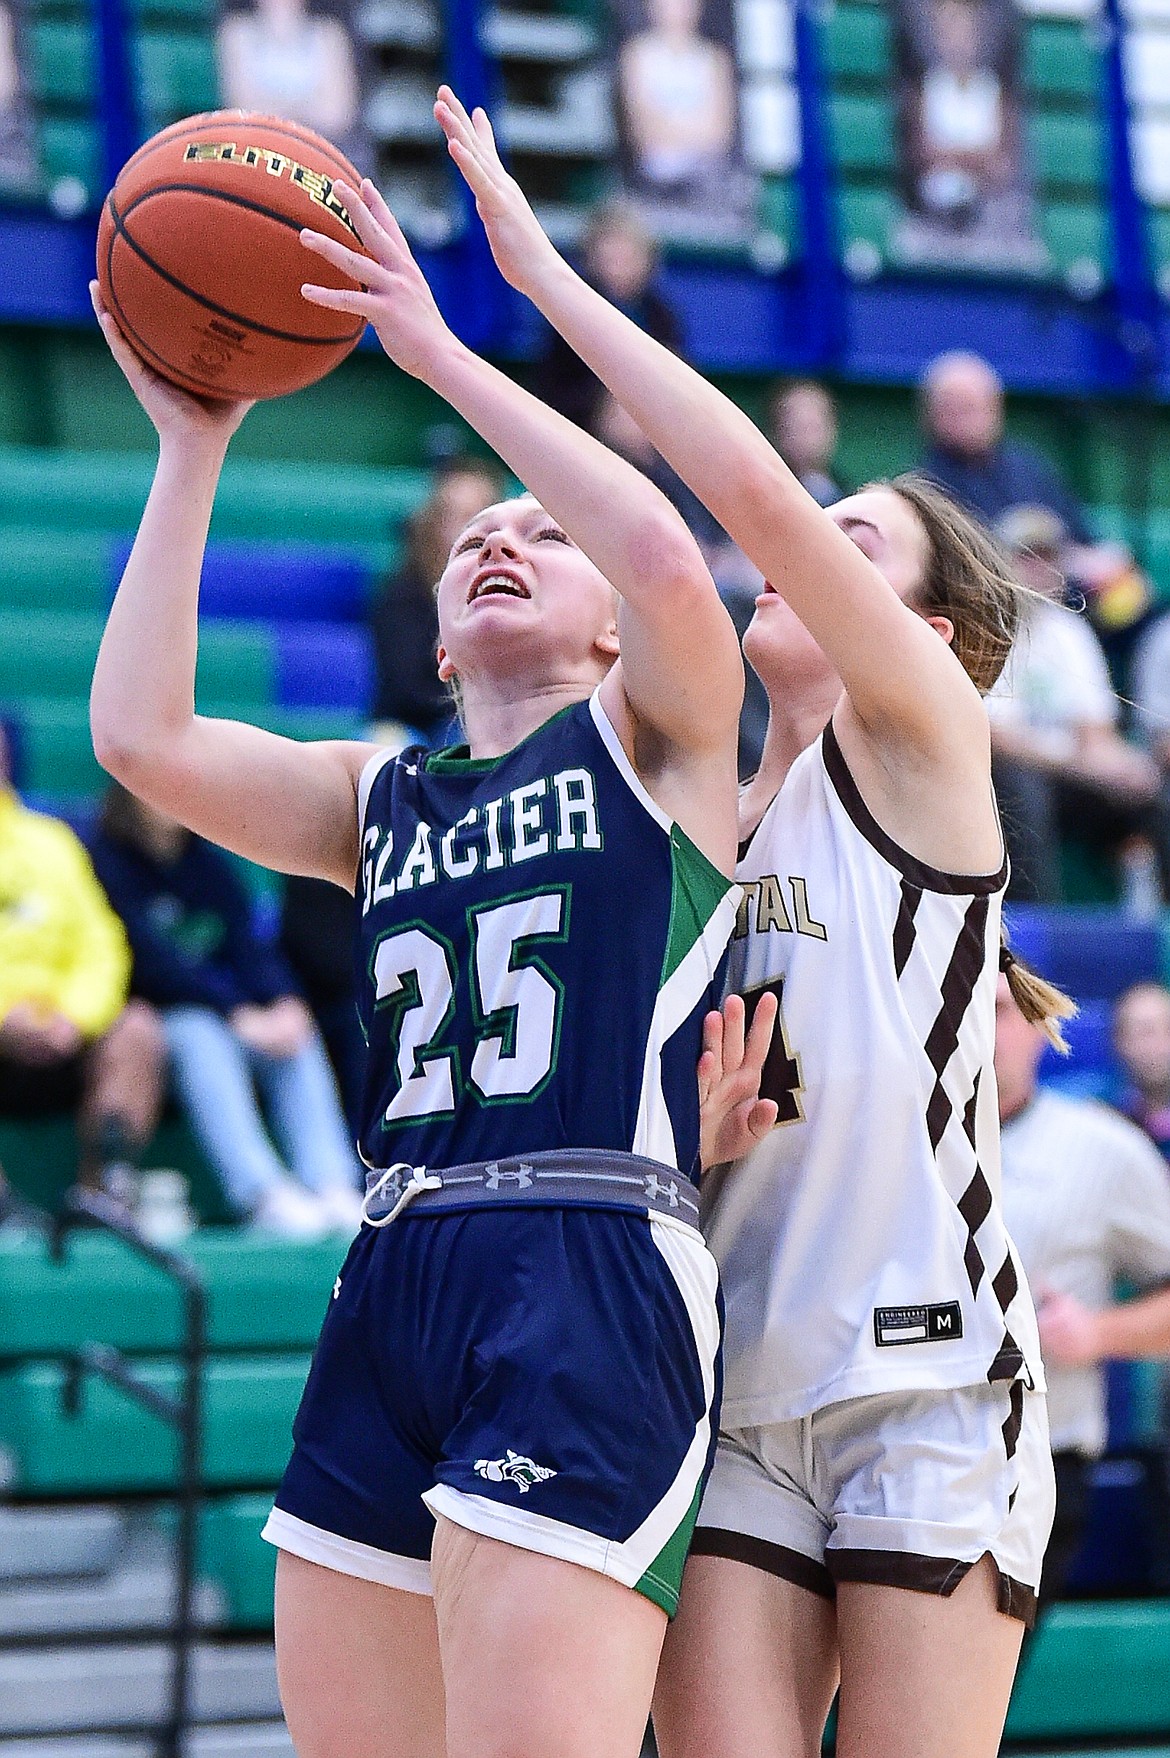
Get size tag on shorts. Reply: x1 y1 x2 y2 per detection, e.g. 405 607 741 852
873 1302 963 1346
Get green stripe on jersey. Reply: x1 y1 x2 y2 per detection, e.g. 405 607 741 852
661 827 737 989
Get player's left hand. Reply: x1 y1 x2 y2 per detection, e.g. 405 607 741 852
299 180 453 381
698 991 779 1174
1037 1288 1102 1366
434 87 560 300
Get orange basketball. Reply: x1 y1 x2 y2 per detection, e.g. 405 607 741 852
96 111 372 401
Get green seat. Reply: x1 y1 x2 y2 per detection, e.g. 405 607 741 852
1041 199 1107 276
838 183 895 255
27 18 96 106
756 177 796 250
1151 208 1170 281
0 1354 311 1493
36 115 101 207
1024 20 1101 103
0 529 109 612
1029 109 1102 193
127 0 216 22
199 1495 278 1628
0 613 275 704
830 93 895 175
1004 1601 1170 1740
135 29 220 123
15 696 104 797
0 449 429 546
10 695 359 807
823 4 890 82
0 1229 342 1358
0 1111 233 1221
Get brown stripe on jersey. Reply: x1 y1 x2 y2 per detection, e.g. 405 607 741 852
821 724 1009 895
988 1335 1026 1380
892 880 922 978
922 896 990 1150
957 1078 993 1292
993 1251 1020 1312
1002 1379 1025 1460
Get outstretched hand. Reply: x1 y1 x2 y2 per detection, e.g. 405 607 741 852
300 178 454 381
434 86 561 298
699 991 780 1174
89 282 253 448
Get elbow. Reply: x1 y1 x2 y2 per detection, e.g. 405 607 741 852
624 515 708 605
89 701 174 793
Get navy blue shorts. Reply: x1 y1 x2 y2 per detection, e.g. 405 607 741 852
263 1204 722 1616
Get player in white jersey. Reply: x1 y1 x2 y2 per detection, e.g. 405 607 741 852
437 88 1075 1758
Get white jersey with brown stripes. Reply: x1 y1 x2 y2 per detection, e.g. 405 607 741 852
704 723 1044 1426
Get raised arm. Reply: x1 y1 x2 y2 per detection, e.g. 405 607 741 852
88 290 376 891
298 180 742 837
435 92 985 763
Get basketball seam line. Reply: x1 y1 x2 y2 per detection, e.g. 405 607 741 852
107 191 364 348
101 212 249 399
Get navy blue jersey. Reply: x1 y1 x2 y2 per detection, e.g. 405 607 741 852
354 691 738 1183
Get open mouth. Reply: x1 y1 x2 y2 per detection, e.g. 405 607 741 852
469 569 531 603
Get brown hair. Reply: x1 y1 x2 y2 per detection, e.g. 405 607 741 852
877 472 1024 696
1000 942 1077 1054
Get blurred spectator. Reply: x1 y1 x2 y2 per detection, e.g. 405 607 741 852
987 505 1164 904
0 0 36 196
370 456 505 743
594 390 723 552
540 202 682 433
769 380 843 508
1127 606 1170 860
996 972 1170 1605
279 873 362 1131
1114 982 1170 1167
617 0 737 208
704 542 769 778
895 0 1038 268
89 784 363 1238
216 0 363 155
919 352 1094 541
0 722 164 1187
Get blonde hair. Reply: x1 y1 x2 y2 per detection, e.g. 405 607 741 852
1000 942 1077 1054
878 472 1024 695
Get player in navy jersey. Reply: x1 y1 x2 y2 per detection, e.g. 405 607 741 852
87 164 749 1758
438 91 1076 1758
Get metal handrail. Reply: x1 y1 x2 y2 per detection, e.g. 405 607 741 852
52 1186 207 1758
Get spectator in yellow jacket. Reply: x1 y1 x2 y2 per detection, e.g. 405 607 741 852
0 720 163 1187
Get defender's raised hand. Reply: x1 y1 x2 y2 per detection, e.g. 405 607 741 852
434 86 561 298
698 991 780 1173
300 178 454 381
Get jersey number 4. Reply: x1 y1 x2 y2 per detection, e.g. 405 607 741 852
743 978 805 1126
371 888 569 1126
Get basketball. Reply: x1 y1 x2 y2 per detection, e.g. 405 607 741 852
96 111 372 402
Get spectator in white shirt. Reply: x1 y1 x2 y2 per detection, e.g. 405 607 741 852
988 505 1161 901
996 972 1170 1605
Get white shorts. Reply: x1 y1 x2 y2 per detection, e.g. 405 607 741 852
693 1381 1055 1627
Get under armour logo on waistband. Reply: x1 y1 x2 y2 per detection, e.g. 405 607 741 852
484 1162 534 1190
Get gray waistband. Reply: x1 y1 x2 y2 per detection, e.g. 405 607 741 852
362 1147 701 1227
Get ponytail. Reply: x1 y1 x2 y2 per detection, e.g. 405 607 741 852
1000 940 1077 1054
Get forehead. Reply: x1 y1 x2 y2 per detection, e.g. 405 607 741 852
830 487 919 541
452 495 545 543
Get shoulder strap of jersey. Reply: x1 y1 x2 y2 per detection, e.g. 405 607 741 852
587 686 672 833
356 745 399 838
